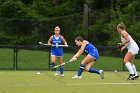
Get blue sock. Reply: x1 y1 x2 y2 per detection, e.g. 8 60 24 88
77 64 85 76
88 68 100 74
60 66 64 74
52 63 57 72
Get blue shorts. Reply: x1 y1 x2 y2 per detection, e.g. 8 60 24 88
89 48 99 61
51 48 63 57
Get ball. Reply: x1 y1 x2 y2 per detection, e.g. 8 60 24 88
37 72 41 74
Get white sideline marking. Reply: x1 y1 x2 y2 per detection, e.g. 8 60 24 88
1 83 140 87
67 83 140 85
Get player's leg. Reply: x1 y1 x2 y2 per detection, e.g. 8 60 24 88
85 61 104 79
58 56 64 76
72 54 94 78
51 56 58 76
124 52 135 80
78 55 93 76
130 55 139 79
85 61 99 74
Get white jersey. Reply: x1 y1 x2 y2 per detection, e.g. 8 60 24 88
121 35 139 55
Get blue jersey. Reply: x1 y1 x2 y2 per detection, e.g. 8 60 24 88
84 43 99 61
51 35 63 56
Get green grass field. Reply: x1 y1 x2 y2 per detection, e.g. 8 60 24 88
0 71 140 93
0 48 140 93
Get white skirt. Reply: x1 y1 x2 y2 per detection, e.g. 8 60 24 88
127 44 139 55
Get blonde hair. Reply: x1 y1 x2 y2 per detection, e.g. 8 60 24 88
117 22 126 30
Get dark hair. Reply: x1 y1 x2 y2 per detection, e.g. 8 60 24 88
75 36 84 41
117 22 126 30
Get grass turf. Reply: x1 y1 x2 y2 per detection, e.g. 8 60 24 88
0 71 140 93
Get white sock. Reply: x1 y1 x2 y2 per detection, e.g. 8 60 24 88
132 64 138 76
125 62 134 74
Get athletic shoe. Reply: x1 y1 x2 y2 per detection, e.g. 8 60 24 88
72 75 82 79
99 70 104 79
133 75 139 79
54 72 58 76
127 74 135 80
61 74 64 77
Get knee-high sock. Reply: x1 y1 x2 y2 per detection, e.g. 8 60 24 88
60 66 64 74
132 64 138 76
125 62 134 74
77 64 85 76
88 68 100 74
52 63 57 72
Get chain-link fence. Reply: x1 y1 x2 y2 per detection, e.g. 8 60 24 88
0 45 140 71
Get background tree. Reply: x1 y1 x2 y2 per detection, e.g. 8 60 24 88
0 0 139 46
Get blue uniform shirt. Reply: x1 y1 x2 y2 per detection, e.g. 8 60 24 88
84 43 99 61
51 35 63 56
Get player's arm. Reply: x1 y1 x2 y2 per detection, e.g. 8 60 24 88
61 36 68 47
118 31 130 46
119 45 127 52
70 40 87 62
47 36 53 45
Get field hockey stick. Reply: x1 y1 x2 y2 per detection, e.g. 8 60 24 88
53 60 72 68
39 42 68 47
39 42 51 46
118 44 125 71
118 43 123 52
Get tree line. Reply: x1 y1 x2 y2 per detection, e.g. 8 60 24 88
0 0 140 46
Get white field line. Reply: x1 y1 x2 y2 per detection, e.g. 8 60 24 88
0 83 140 87
67 83 140 86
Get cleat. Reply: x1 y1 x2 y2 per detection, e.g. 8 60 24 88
54 72 58 76
61 74 64 77
127 74 135 80
72 75 82 79
133 75 139 79
99 70 104 79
